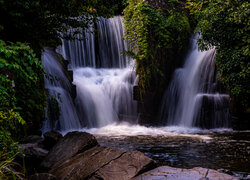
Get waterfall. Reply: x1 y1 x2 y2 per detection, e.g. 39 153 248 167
160 36 230 129
42 48 81 132
61 16 130 69
42 16 137 131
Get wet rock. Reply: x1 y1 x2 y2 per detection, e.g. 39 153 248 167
20 143 48 159
50 146 125 180
19 135 43 144
19 142 49 175
41 131 98 170
206 169 239 180
29 173 57 180
91 150 155 180
43 130 62 150
133 166 239 180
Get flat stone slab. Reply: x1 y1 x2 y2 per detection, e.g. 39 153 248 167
132 166 239 180
41 131 98 170
50 146 125 180
91 150 155 180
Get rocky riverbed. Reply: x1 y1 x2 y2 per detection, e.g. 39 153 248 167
18 130 246 180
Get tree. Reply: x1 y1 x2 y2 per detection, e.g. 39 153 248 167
0 0 126 55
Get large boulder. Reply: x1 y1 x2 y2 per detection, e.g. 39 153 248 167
41 131 98 170
91 150 155 180
50 146 125 180
133 166 239 180
43 130 62 150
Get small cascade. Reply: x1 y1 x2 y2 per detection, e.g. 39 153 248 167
61 23 96 68
42 16 137 131
61 16 130 69
160 36 230 129
42 48 81 132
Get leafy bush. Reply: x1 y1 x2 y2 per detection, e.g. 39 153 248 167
0 40 46 178
0 40 46 133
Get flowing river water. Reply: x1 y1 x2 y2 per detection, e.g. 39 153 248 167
76 124 250 178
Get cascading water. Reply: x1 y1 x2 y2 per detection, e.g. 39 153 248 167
160 36 230 129
42 16 137 131
74 66 137 128
61 16 130 69
42 48 81 132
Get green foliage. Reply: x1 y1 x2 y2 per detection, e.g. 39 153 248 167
187 0 250 109
124 0 169 94
0 110 24 158
0 40 45 178
0 40 46 134
123 0 191 103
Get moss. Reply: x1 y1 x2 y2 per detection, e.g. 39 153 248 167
123 0 191 122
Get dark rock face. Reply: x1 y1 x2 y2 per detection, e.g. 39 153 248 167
19 136 49 175
41 131 98 170
132 166 239 180
20 143 48 160
91 150 155 180
19 135 43 144
43 131 62 150
50 147 125 180
29 173 57 180
195 94 231 129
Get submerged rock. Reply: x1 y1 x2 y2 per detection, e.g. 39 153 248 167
41 131 98 170
133 166 239 180
43 130 62 150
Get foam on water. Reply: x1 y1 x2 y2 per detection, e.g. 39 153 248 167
60 123 233 140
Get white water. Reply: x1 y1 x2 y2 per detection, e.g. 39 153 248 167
74 65 137 128
61 16 130 68
160 36 230 128
42 48 81 132
42 16 137 132
60 122 234 140
43 19 230 134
